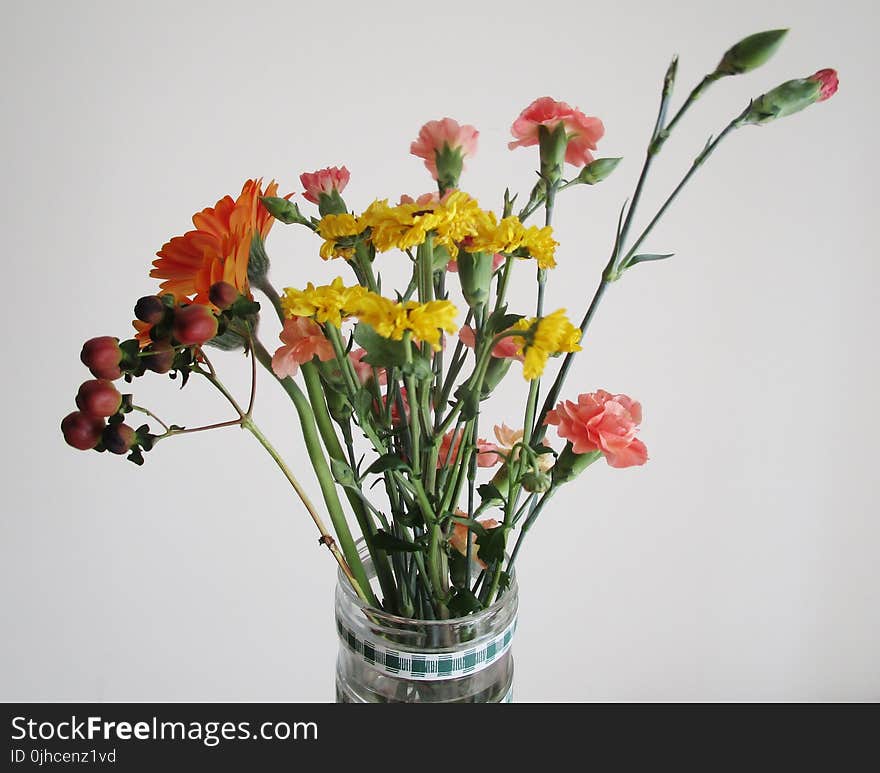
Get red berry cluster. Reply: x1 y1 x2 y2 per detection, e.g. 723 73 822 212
62 284 258 464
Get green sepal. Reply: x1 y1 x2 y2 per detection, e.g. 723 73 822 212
434 142 465 192
742 77 823 125
456 250 494 310
317 189 348 217
247 234 270 283
126 447 145 466
552 445 602 485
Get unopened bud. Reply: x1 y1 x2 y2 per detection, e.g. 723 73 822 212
742 68 839 126
456 250 495 310
134 295 167 325
521 469 552 493
576 157 622 185
715 29 788 76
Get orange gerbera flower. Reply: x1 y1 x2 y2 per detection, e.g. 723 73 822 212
150 179 281 305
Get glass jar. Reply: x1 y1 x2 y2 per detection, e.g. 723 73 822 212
334 547 518 703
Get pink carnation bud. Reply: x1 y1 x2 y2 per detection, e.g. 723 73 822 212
437 429 499 469
299 166 350 205
509 97 604 167
410 118 479 182
810 68 839 101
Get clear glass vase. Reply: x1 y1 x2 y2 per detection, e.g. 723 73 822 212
334 547 518 703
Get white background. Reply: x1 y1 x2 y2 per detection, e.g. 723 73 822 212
2 0 877 700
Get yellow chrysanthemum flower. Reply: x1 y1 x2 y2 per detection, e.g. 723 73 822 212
281 277 367 327
512 309 582 380
404 299 459 349
316 213 361 260
520 225 558 270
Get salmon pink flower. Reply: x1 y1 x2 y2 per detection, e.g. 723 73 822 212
450 514 500 569
300 166 350 204
458 326 523 361
410 118 479 188
437 429 499 468
271 317 335 379
349 348 387 386
398 192 442 206
509 97 604 167
492 423 554 471
545 390 647 468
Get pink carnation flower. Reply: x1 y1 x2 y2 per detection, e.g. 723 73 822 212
458 325 523 361
508 97 604 167
398 192 442 206
271 317 335 379
545 389 648 468
299 166 350 204
810 69 839 101
410 118 479 180
349 348 387 386
437 429 499 469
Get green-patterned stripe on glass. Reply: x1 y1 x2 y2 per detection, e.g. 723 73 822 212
336 616 517 681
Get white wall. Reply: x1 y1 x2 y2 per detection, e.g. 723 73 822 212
1 0 877 700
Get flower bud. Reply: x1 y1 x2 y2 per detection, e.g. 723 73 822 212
715 29 788 76
576 157 622 185
134 295 167 325
143 342 175 374
521 469 552 493
482 357 513 397
208 281 239 310
61 411 105 450
103 422 137 455
172 304 218 346
551 444 602 485
80 336 123 380
741 68 839 126
456 250 494 310
75 379 122 418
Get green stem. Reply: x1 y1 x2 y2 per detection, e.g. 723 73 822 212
250 337 375 605
300 360 400 614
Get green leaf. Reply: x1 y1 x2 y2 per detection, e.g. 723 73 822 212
401 357 433 380
486 306 524 335
353 323 409 368
372 530 425 553
476 525 508 566
126 447 145 466
364 454 411 476
447 588 484 616
497 570 511 594
477 483 503 505
626 253 674 269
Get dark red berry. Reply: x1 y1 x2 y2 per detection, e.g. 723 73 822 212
134 295 167 325
75 379 122 418
172 304 218 346
209 281 239 310
61 411 105 450
144 341 175 374
80 336 123 380
103 423 137 455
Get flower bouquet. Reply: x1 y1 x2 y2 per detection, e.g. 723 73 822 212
62 30 837 702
